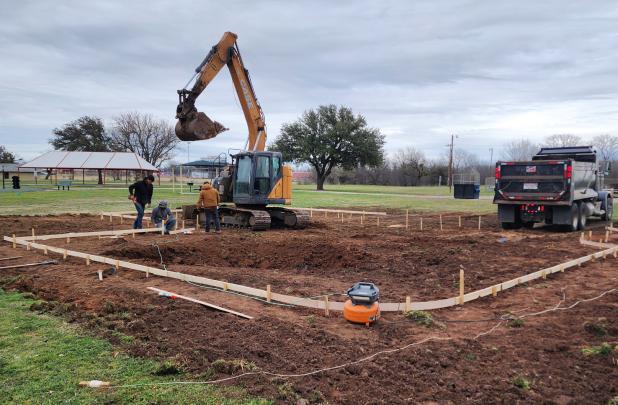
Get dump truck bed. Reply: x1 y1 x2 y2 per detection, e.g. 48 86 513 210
494 159 597 205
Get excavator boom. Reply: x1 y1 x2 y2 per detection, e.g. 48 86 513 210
175 31 267 151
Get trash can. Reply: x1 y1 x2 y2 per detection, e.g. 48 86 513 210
11 175 20 190
454 184 479 199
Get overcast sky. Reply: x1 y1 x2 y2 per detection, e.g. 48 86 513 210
1 0 617 164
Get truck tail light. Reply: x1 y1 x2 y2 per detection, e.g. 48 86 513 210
495 165 501 180
564 164 572 179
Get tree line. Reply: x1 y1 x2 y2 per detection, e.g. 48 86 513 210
3 105 617 190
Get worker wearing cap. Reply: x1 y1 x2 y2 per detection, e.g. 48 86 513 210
128 175 154 229
151 201 176 234
196 181 221 233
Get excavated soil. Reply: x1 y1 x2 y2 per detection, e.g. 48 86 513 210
1 213 617 404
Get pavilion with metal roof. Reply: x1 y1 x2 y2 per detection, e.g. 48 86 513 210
19 151 158 185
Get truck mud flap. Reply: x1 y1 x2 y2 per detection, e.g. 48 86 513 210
498 205 516 223
551 205 572 225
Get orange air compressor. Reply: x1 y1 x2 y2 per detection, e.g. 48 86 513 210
343 282 380 326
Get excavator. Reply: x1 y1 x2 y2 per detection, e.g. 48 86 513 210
175 31 309 230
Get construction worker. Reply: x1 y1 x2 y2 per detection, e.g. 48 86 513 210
151 200 176 234
128 174 154 229
196 180 221 233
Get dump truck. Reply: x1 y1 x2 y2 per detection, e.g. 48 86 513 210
494 146 613 231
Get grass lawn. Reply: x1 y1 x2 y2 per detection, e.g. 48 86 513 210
0 184 495 215
0 289 267 404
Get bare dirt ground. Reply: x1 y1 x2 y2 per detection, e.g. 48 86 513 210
1 213 617 404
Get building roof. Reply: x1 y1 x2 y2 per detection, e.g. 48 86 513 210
20 151 158 171
185 158 228 168
0 163 35 172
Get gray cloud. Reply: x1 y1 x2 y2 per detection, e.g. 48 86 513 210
1 0 618 163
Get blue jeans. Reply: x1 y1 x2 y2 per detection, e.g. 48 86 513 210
133 202 145 229
155 218 176 233
204 208 221 231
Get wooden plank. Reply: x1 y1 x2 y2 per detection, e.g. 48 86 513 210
23 227 169 241
147 287 253 319
0 256 22 262
0 260 57 270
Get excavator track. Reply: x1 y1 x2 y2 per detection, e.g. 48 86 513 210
219 206 271 231
265 207 311 229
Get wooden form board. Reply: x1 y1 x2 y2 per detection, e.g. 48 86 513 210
300 207 386 216
5 234 617 313
21 227 169 241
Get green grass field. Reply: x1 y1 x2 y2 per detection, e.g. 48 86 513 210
0 289 266 404
0 184 494 215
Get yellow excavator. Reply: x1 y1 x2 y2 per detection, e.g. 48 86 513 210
175 31 309 230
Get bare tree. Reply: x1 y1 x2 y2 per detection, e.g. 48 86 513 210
590 134 618 160
110 112 179 168
544 134 582 147
502 139 539 161
392 147 428 185
448 149 479 172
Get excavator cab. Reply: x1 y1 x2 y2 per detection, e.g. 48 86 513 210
214 151 291 206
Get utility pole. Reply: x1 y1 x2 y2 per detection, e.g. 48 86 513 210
447 134 456 192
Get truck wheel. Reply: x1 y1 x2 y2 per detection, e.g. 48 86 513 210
501 222 521 230
602 196 613 221
566 203 579 232
577 202 587 230
522 221 535 229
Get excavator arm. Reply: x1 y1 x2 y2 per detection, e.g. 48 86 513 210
175 31 267 151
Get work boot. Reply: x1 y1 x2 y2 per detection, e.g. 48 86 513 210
216 230 221 234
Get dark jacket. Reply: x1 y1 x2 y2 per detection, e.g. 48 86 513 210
129 180 153 206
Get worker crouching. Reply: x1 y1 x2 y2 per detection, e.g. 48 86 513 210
151 201 176 234
197 181 221 233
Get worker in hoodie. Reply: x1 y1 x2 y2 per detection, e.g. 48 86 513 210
151 200 176 234
128 175 154 229
196 181 221 233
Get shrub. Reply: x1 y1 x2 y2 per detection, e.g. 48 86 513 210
405 310 434 327
513 376 531 390
582 343 616 356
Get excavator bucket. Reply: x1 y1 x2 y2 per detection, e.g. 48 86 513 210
175 112 228 141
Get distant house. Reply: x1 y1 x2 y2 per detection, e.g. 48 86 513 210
0 163 36 182
293 171 314 184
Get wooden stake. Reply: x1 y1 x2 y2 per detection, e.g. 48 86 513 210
420 217 423 231
266 284 272 302
588 230 592 240
458 216 462 228
43 247 48 255
26 243 31 251
120 216 123 224
405 209 409 230
86 255 90 266
341 214 344 224
115 259 120 270
31 228 35 239
100 213 104 221
182 219 185 229
605 231 609 243
459 269 465 305
377 217 380 227
63 249 67 260
195 212 199 230
542 270 546 279
132 231 135 239
324 295 330 316
97 270 103 281
439 215 443 231
310 208 313 217
491 285 497 297
109 214 112 224
66 236 70 244
478 215 481 230
360 213 364 225
223 282 229 291
405 296 411 313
